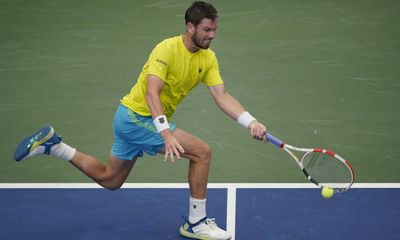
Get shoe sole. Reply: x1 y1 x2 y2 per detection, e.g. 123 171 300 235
13 126 55 161
179 226 212 240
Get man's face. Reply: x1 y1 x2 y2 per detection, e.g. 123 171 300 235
191 18 217 49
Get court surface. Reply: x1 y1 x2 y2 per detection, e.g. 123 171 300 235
1 0 399 240
1 183 399 240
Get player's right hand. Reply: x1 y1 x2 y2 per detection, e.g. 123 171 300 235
160 130 185 163
249 120 267 141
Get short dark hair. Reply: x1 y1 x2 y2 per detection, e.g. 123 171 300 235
185 1 218 26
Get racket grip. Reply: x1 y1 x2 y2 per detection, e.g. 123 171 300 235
265 133 284 148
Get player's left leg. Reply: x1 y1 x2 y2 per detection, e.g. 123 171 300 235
164 128 231 240
169 128 211 199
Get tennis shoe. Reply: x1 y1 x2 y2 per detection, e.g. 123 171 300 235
179 216 231 240
14 125 62 161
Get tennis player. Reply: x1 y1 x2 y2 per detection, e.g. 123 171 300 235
14 1 266 239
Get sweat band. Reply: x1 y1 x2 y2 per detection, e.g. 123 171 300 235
237 111 256 128
153 115 170 133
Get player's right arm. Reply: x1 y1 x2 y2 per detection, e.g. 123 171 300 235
146 74 184 162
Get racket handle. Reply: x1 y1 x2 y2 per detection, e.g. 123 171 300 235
265 133 284 148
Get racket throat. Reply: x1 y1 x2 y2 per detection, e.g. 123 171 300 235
302 169 318 185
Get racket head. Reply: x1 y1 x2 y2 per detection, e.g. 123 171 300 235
300 149 355 193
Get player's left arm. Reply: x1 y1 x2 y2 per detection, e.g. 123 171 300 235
208 83 266 140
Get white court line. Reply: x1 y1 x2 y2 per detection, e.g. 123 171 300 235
0 183 399 188
226 184 237 240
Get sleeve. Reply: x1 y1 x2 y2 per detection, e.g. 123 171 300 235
146 41 171 82
202 52 224 86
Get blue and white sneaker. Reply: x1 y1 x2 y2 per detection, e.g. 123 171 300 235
179 217 231 240
14 125 62 161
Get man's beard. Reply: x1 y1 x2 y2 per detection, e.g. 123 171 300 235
191 32 212 49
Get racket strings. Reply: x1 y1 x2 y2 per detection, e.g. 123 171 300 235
303 152 352 192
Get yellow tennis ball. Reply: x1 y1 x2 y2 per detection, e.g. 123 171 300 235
321 187 334 199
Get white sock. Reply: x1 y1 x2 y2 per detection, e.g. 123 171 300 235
189 196 206 224
50 142 76 161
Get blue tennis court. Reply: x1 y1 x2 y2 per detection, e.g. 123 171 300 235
1 184 399 240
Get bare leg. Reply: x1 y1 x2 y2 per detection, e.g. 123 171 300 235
166 128 212 199
70 151 136 190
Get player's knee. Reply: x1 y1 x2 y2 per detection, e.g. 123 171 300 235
107 185 122 191
104 181 123 191
197 144 212 164
100 176 124 191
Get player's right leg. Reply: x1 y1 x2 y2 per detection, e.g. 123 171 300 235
13 125 66 161
13 125 135 190
71 153 135 190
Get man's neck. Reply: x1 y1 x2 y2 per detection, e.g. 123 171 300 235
182 33 200 53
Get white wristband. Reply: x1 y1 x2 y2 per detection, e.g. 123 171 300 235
237 111 256 128
153 115 170 133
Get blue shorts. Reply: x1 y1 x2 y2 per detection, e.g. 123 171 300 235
111 104 176 160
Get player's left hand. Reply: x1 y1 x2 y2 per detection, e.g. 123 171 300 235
249 121 266 141
160 129 185 163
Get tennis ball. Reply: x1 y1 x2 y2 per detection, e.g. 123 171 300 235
321 187 334 199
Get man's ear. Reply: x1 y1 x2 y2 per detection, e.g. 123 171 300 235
186 22 195 35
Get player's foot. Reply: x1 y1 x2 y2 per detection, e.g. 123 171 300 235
179 217 231 240
14 125 62 161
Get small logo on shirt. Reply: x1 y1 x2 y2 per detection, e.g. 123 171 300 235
198 68 203 74
156 59 168 67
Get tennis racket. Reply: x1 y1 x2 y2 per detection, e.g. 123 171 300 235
265 133 355 193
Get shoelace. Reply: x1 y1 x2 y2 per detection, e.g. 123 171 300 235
204 218 217 229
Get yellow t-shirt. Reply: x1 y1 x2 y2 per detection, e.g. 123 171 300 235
121 35 224 118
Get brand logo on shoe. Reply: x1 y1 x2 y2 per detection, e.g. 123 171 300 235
33 132 42 141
